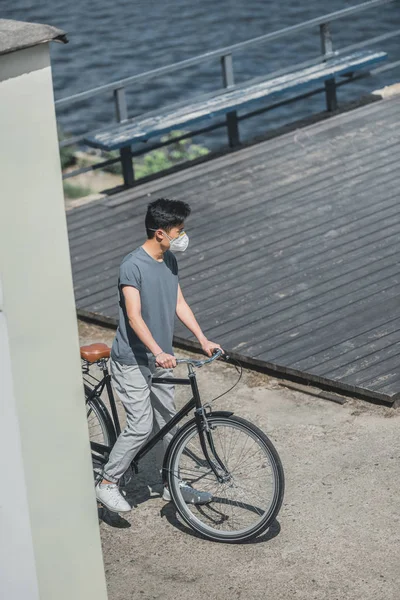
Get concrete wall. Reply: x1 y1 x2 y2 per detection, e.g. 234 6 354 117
0 43 108 599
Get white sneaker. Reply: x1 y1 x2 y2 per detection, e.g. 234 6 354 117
95 482 131 513
163 481 213 505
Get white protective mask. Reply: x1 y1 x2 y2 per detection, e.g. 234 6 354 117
149 228 189 252
167 231 189 252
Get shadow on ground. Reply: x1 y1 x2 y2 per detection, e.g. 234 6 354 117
159 502 281 544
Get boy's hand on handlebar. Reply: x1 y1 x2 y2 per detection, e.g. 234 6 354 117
201 339 224 358
155 352 177 369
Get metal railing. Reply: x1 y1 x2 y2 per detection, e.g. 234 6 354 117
57 0 400 186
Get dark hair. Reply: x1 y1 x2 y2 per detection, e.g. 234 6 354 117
145 198 191 238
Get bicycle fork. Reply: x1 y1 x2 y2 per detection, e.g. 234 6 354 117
186 364 232 483
193 407 232 484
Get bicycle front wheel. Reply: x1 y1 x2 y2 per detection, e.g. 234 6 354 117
166 415 284 543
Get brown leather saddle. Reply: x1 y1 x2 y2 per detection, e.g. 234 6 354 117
80 343 111 363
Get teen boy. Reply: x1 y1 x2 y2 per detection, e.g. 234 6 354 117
96 198 223 512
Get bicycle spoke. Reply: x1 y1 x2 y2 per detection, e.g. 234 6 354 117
225 426 241 469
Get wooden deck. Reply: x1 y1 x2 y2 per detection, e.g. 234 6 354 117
67 95 400 404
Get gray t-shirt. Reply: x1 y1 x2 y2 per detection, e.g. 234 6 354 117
111 246 179 366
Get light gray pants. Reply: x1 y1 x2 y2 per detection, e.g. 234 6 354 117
103 357 177 484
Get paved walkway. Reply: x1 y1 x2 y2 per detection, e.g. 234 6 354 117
80 322 400 600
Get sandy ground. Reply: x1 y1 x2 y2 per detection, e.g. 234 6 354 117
373 82 400 99
64 169 121 211
78 321 400 600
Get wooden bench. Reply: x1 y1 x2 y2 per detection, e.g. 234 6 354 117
84 49 387 186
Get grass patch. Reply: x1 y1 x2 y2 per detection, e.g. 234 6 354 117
58 127 77 170
63 181 92 199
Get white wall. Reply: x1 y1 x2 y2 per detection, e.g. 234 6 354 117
0 278 40 599
0 43 108 599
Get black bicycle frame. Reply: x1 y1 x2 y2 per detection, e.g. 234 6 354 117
88 363 195 462
88 361 230 481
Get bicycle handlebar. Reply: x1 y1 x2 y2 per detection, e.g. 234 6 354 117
175 348 227 367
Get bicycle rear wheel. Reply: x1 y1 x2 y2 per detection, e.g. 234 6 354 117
166 414 284 543
85 385 116 479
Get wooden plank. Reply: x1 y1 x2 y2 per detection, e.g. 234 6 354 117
73 221 400 329
70 154 400 274
252 289 400 364
182 169 400 281
190 247 400 344
181 187 400 301
76 219 400 327
85 51 387 151
67 100 400 234
205 273 400 361
69 143 400 273
376 374 400 395
72 183 400 307
323 339 400 382
212 236 400 353
72 180 400 303
67 127 400 242
290 316 400 373
72 181 400 315
186 214 400 317
353 353 400 386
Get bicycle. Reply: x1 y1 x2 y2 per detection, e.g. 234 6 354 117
82 342 284 543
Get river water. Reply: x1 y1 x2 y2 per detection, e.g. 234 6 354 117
3 1 400 146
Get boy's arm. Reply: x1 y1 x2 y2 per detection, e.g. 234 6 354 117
123 286 176 368
175 284 223 357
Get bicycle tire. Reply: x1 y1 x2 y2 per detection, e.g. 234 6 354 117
85 385 117 478
166 414 284 543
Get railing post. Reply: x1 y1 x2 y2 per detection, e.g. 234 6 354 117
220 54 240 148
113 86 135 187
320 23 337 112
114 86 128 122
